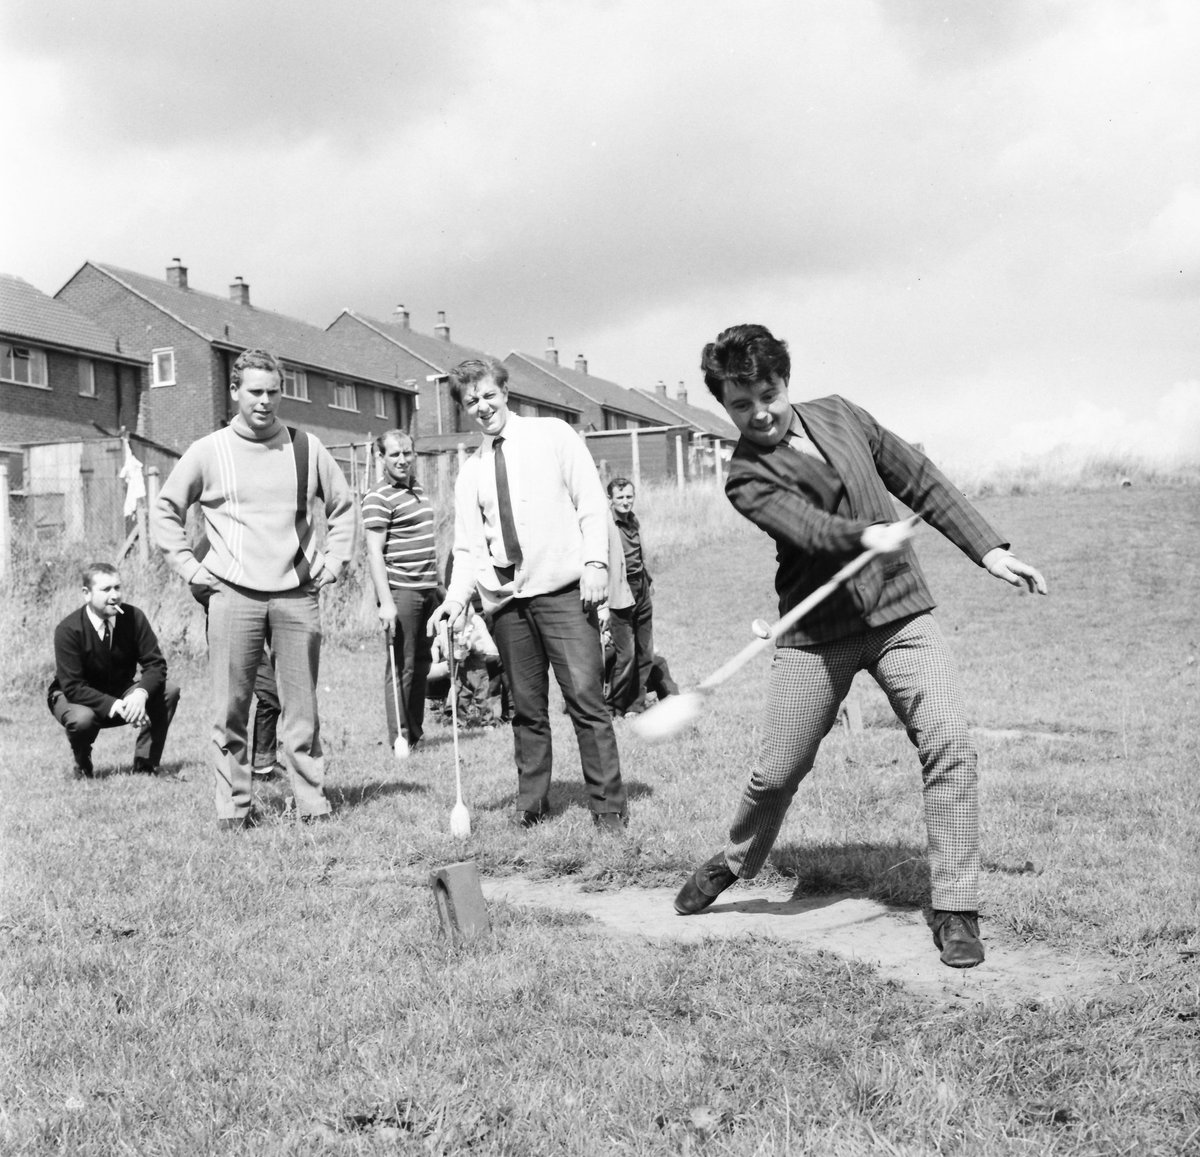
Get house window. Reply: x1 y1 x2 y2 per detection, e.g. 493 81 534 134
375 388 389 420
331 381 358 411
78 359 96 397
151 348 175 387
282 366 310 401
1 344 49 388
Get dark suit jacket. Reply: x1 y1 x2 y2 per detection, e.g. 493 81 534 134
49 603 168 717
725 395 1006 645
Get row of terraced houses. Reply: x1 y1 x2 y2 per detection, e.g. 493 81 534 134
1 259 736 543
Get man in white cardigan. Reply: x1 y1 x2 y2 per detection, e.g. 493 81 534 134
430 358 627 832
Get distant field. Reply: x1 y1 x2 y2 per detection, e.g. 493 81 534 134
2 485 1197 1154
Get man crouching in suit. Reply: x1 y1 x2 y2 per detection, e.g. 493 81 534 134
673 323 1048 969
48 561 181 779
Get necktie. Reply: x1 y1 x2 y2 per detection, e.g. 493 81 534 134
493 435 522 565
103 620 112 648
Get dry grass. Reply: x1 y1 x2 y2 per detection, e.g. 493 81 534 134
2 473 1199 1154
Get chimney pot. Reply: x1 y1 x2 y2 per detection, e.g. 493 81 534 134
678 379 689 405
655 380 667 398
166 258 188 289
230 276 250 306
545 337 559 365
434 311 450 341
394 304 410 330
574 353 588 375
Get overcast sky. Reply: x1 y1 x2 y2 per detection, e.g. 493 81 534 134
3 0 1198 471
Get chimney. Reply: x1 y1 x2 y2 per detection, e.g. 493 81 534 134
434 310 450 341
544 337 559 365
678 379 688 405
166 258 188 289
655 380 667 398
229 276 251 306
574 353 588 375
393 304 410 330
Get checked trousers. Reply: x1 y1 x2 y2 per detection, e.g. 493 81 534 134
724 612 980 912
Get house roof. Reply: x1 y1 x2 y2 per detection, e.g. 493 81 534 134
72 263 415 392
0 273 146 364
503 352 678 428
635 388 740 442
331 311 583 414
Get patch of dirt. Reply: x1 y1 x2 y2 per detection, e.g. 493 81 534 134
482 878 1120 1006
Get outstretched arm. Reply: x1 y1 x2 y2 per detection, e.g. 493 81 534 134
981 548 1048 594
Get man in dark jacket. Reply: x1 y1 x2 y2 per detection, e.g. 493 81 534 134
673 324 1047 969
48 562 180 778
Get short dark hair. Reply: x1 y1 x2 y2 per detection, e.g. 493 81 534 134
81 561 119 590
374 429 413 455
607 477 634 497
700 324 791 401
231 348 283 389
447 358 508 405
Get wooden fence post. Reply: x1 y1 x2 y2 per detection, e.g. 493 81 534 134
0 465 10 584
714 439 724 488
675 434 685 490
630 429 640 490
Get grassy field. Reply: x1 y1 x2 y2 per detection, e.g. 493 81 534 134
2 483 1198 1155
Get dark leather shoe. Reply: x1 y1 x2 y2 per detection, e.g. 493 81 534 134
932 910 984 968
133 758 158 775
68 761 94 780
217 808 262 831
515 809 547 829
593 811 627 834
674 852 737 915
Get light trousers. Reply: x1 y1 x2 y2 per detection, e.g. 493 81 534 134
724 612 980 912
206 582 330 820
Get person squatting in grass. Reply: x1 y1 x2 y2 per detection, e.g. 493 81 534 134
362 429 440 757
675 323 1048 969
603 477 656 717
428 357 628 833
152 348 357 829
48 561 181 779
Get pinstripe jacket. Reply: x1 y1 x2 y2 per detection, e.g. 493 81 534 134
725 395 1006 646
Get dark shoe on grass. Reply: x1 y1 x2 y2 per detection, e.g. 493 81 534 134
593 811 628 835
301 811 333 826
514 809 547 829
932 910 984 968
217 809 262 831
68 761 94 781
674 851 737 915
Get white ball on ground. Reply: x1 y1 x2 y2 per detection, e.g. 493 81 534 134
630 691 705 743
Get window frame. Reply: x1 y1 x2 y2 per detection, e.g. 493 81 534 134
330 380 358 412
375 387 389 420
78 358 96 398
282 366 311 402
1 344 50 389
151 348 175 387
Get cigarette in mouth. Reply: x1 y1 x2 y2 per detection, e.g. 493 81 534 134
113 605 124 614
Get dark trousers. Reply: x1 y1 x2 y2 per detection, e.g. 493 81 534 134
51 681 181 768
490 584 626 816
383 587 437 747
606 578 654 714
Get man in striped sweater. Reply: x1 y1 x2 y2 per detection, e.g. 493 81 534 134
674 324 1047 968
362 429 440 756
153 348 357 828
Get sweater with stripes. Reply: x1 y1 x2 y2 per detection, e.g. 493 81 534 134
153 416 357 592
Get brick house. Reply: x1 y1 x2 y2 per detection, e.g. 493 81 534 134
1 272 148 479
56 260 419 470
326 308 582 453
504 344 683 432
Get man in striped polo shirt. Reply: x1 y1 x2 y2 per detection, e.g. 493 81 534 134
362 430 440 756
153 349 357 828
